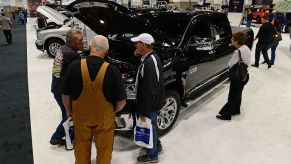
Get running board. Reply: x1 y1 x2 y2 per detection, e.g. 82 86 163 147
183 78 229 108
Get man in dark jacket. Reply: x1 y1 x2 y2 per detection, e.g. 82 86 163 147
131 33 165 163
252 15 275 68
50 28 83 146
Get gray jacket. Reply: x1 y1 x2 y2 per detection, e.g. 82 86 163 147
0 16 12 30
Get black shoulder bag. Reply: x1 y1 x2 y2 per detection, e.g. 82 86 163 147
229 49 248 81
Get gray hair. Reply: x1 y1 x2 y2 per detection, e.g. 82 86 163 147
89 35 109 52
66 28 82 45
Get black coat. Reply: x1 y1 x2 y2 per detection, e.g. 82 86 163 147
135 51 165 117
256 22 275 45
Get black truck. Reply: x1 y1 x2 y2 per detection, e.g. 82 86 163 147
67 0 254 135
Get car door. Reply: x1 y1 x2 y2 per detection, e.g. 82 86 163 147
210 15 234 74
184 16 215 94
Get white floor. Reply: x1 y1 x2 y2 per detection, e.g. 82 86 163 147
27 17 291 164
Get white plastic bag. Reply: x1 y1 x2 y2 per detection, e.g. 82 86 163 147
62 117 74 150
134 117 153 149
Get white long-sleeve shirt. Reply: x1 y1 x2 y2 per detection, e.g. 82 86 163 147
228 45 251 68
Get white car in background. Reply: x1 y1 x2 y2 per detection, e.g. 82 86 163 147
35 6 95 58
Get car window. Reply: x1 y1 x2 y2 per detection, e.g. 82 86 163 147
190 18 211 41
210 17 228 38
187 18 212 48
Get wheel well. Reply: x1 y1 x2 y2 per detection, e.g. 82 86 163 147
44 37 65 48
165 82 184 100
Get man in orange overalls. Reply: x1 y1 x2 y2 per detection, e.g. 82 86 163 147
62 35 126 164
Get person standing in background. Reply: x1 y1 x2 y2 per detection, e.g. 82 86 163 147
0 13 12 44
18 11 24 24
12 12 15 20
246 10 252 28
252 15 274 69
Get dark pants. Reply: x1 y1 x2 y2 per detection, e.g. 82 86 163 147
270 43 279 65
254 43 271 66
51 92 67 140
219 75 249 118
3 30 12 44
21 18 24 24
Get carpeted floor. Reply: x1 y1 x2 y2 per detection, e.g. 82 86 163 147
0 19 33 163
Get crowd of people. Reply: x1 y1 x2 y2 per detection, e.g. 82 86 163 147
49 28 164 163
45 6 283 164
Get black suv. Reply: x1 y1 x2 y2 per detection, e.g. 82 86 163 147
67 0 254 135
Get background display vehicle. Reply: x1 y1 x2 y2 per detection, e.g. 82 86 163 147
251 6 273 23
67 0 254 136
34 6 95 58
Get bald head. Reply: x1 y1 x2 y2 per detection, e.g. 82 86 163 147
89 35 109 54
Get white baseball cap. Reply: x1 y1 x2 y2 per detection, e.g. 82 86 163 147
131 33 154 45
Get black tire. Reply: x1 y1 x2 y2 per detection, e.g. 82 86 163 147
156 90 181 136
256 16 261 23
45 39 65 58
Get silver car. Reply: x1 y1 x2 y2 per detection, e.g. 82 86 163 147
35 6 94 58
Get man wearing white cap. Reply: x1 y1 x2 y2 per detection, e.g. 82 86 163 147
131 33 165 163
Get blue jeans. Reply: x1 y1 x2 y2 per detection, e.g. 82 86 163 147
51 92 67 140
146 112 161 159
270 43 279 65
246 20 252 27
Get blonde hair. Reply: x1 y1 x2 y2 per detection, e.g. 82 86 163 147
66 28 82 45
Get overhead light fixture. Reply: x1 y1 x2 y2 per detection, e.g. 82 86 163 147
100 20 105 24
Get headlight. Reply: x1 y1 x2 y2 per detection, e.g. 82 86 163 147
125 83 136 99
37 33 43 39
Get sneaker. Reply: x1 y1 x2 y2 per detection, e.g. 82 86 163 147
137 155 159 163
50 138 66 145
141 145 163 155
216 115 231 121
267 63 272 69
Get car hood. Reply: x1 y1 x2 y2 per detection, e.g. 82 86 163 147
66 0 172 46
37 6 69 25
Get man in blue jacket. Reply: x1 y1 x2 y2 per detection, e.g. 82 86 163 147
131 33 165 163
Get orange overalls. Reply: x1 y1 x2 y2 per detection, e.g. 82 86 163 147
72 59 115 164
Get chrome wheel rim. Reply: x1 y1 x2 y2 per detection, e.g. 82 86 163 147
157 97 177 130
49 42 61 57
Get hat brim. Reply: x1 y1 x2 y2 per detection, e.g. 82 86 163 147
131 37 140 42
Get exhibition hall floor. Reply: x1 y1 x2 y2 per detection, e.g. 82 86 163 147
27 17 291 164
